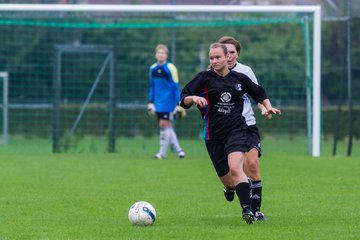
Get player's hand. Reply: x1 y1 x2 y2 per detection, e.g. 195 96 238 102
267 107 281 115
192 96 207 108
175 105 187 118
259 104 272 119
261 109 272 120
147 103 155 116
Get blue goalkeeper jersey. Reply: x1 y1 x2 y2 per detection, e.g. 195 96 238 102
148 61 180 113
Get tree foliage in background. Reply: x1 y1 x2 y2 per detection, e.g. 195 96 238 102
0 10 359 143
2 17 358 104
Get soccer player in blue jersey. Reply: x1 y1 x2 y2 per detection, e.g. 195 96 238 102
218 36 269 221
180 43 280 224
148 44 185 159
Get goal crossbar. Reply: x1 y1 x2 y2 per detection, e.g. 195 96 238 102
0 4 319 13
0 4 322 157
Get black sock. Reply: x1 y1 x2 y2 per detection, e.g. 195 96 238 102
235 182 251 209
251 180 262 212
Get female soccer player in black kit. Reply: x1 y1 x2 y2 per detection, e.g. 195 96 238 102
180 43 281 224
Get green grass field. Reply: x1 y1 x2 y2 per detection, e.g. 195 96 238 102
0 137 359 239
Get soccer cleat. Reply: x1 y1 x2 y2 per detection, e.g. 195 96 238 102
154 153 165 159
223 187 235 202
242 207 255 224
254 211 268 221
178 150 186 158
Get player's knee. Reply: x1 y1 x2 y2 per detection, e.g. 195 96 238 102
229 167 243 180
246 158 259 175
159 120 171 128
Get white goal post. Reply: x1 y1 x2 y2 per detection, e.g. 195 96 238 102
0 4 322 156
0 71 9 144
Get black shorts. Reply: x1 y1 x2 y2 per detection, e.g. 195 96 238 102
247 125 262 157
205 128 254 177
156 112 174 121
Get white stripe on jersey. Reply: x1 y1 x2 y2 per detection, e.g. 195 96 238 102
231 62 258 126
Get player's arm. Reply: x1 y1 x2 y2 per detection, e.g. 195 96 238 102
180 72 207 109
261 99 281 115
257 103 272 119
246 67 271 119
167 63 187 118
147 68 156 116
241 75 281 116
168 63 181 103
182 96 208 109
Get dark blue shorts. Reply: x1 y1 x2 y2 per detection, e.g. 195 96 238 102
156 112 174 121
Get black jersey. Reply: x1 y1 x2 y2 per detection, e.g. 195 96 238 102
180 69 267 140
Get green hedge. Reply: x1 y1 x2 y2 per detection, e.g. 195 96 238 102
322 106 360 140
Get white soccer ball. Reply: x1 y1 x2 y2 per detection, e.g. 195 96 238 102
128 201 156 226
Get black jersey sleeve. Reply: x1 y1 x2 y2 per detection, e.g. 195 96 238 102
180 71 207 109
234 72 268 103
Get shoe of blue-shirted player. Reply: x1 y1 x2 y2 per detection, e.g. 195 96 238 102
223 187 235 202
154 153 165 159
254 211 268 221
242 207 255 224
178 150 186 158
